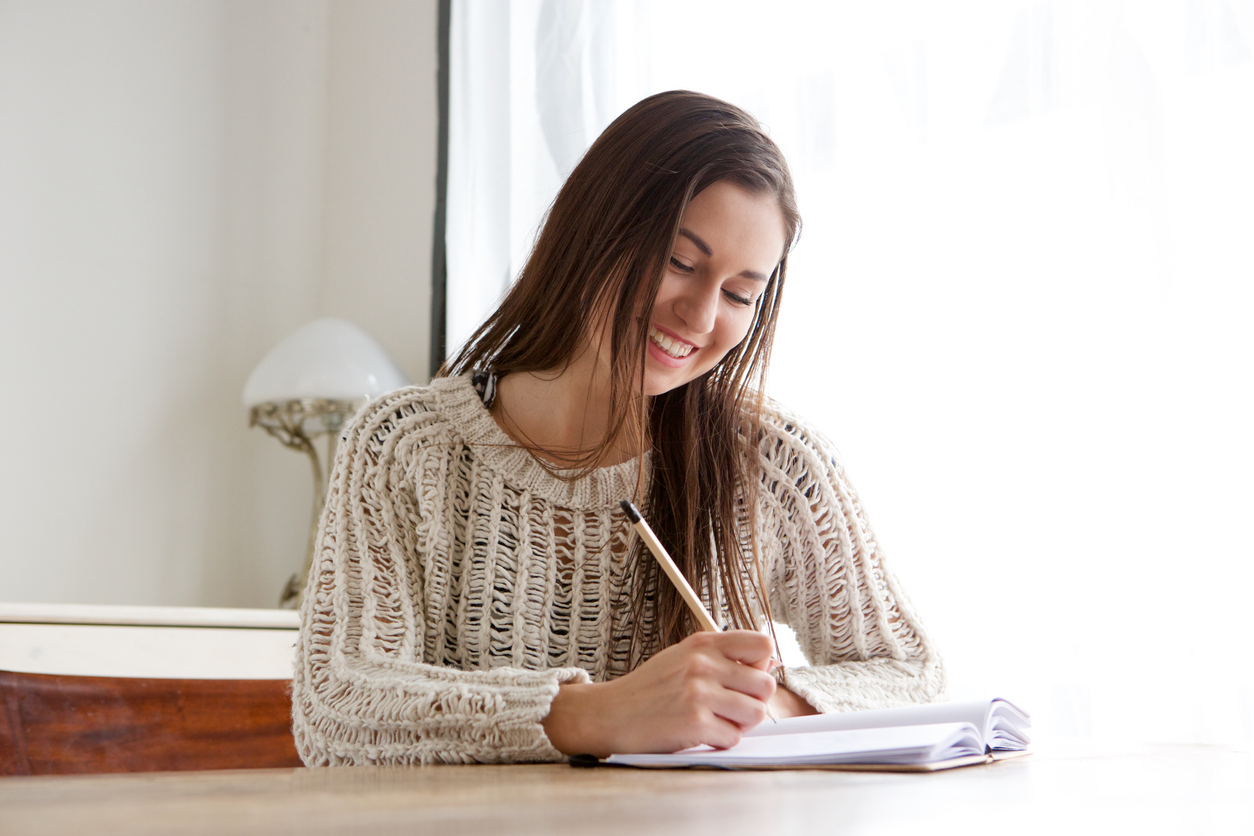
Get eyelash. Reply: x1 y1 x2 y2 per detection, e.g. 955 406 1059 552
670 257 754 307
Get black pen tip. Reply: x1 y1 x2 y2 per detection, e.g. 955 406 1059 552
619 500 641 523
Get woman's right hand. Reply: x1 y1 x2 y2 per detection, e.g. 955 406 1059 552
540 630 776 758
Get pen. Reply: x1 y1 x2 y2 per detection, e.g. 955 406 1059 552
620 499 778 722
620 499 720 632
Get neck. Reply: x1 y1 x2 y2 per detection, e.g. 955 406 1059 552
491 348 646 468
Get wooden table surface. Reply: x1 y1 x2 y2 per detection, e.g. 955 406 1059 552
1 744 1250 836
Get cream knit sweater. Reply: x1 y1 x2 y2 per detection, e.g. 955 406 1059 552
291 374 945 766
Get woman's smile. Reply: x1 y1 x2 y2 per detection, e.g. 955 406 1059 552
647 324 697 365
639 180 787 395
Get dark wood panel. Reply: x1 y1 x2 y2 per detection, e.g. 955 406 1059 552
0 670 303 775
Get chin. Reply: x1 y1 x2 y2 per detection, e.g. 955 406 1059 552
643 372 697 397
642 379 675 398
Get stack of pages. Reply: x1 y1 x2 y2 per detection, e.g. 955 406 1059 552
604 698 1030 772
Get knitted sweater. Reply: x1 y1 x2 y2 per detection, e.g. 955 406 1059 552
291 374 945 766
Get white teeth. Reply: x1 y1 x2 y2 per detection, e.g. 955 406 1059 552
649 326 693 359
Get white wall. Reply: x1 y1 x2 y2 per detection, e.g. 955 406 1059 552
0 0 438 608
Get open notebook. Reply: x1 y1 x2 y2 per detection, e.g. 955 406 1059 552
602 698 1030 772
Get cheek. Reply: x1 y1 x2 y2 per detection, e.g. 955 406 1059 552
722 309 757 346
649 278 681 315
704 311 756 365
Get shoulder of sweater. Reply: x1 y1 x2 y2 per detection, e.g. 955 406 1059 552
340 375 474 450
755 397 846 472
749 397 857 510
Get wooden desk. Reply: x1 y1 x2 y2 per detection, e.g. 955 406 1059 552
1 745 1250 836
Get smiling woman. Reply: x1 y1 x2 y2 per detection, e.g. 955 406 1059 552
640 182 785 394
291 91 944 766
482 180 786 464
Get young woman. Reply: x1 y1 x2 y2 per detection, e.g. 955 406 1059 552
292 91 944 765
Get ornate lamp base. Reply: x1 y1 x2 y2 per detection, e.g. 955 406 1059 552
249 399 362 608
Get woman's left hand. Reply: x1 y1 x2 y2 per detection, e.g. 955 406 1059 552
768 676 819 719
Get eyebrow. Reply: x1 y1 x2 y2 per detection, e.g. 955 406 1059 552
677 228 771 282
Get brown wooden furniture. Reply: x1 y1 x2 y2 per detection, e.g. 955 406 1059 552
0 671 302 775
0 603 301 775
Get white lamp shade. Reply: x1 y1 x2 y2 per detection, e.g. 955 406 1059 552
242 318 410 407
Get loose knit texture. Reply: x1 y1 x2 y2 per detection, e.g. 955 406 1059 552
291 374 945 766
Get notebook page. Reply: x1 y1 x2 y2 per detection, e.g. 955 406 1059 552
607 722 984 768
744 699 1004 740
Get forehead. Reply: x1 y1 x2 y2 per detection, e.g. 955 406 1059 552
679 181 787 266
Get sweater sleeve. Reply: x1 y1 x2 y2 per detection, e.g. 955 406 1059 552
757 406 946 713
290 390 590 766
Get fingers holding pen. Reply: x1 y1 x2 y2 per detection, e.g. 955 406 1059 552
704 628 777 672
617 501 779 733
670 631 778 727
542 629 779 756
682 630 776 696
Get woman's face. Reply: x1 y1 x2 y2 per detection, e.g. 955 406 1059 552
639 180 787 397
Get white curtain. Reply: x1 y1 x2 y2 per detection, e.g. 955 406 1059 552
447 0 1254 747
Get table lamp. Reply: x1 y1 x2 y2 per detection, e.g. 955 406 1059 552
243 318 410 607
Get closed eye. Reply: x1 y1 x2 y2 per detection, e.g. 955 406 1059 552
723 290 753 306
669 256 694 273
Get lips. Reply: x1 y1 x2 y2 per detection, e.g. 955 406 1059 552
648 325 696 359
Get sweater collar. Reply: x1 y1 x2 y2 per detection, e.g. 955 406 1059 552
429 374 650 510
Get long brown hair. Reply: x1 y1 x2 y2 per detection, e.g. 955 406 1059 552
442 90 801 655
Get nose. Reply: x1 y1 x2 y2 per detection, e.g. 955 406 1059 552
673 282 719 335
